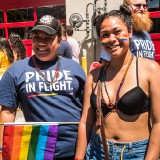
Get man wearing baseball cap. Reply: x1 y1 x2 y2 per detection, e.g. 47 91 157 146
0 15 86 160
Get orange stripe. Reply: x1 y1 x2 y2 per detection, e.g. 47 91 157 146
11 126 24 160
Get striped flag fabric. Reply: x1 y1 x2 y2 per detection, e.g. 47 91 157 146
2 124 58 160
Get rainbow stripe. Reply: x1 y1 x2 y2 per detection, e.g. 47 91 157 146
119 34 128 41
2 125 58 160
28 93 57 98
120 37 127 41
101 38 108 44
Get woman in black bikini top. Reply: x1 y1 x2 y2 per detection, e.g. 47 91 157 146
75 4 160 160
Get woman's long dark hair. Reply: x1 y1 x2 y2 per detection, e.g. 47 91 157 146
12 39 26 60
0 37 14 63
93 5 132 38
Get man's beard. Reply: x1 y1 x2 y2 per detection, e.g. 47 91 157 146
131 12 152 32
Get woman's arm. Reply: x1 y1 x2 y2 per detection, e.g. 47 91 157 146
0 106 16 148
75 72 96 159
145 62 160 160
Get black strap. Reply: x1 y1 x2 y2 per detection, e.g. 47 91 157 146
92 65 107 93
136 57 139 87
96 67 110 160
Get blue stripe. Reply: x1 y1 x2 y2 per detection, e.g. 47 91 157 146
35 125 49 160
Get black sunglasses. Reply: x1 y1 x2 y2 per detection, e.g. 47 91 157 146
133 3 148 9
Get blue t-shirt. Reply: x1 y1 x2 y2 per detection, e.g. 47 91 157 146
57 40 72 59
99 48 111 62
130 31 155 60
100 31 155 61
0 56 86 158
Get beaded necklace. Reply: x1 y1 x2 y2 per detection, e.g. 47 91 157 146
101 55 134 111
32 55 61 85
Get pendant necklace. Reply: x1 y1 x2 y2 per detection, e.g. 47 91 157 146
32 55 61 85
101 55 134 112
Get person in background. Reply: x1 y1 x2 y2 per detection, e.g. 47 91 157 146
0 15 86 160
123 0 155 60
0 37 14 80
12 39 27 111
12 39 26 62
100 0 155 64
0 38 14 112
9 32 26 61
75 5 160 160
57 23 72 59
99 48 111 64
9 32 21 46
89 47 111 72
66 25 80 64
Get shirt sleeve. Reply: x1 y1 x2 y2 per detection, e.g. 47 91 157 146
0 71 19 108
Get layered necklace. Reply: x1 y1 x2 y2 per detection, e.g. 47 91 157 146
101 55 134 111
32 55 61 85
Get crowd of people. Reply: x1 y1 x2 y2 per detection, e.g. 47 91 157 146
0 33 26 80
0 0 160 159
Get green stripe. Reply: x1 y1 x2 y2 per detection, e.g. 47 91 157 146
27 125 40 160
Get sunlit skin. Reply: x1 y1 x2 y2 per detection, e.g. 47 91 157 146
100 17 132 59
129 0 148 16
75 11 160 159
32 31 60 61
93 16 150 141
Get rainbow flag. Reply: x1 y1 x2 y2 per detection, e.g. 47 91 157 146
2 124 58 160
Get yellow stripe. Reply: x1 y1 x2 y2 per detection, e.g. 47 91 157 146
38 93 57 96
19 125 32 160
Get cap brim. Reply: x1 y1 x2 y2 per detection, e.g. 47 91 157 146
30 25 57 35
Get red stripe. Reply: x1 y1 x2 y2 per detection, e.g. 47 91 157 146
2 126 15 160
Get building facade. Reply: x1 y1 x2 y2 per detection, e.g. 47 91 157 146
66 0 160 69
0 0 65 56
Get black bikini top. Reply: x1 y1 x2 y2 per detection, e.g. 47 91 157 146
90 57 150 116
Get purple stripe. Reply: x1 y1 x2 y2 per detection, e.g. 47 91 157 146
44 125 58 160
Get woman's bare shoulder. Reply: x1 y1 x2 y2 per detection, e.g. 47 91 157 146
138 57 159 70
89 66 103 83
138 57 160 81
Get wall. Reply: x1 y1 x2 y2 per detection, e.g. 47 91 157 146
66 0 122 71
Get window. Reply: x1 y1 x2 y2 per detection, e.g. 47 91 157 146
8 26 32 40
150 18 160 33
148 0 160 12
7 8 34 22
0 0 66 57
36 5 66 19
148 0 160 33
0 11 4 23
0 29 5 37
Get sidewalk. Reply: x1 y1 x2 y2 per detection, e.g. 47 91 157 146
15 110 25 122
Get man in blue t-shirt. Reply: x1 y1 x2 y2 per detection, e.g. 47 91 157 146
0 15 86 160
57 23 72 59
100 0 155 63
